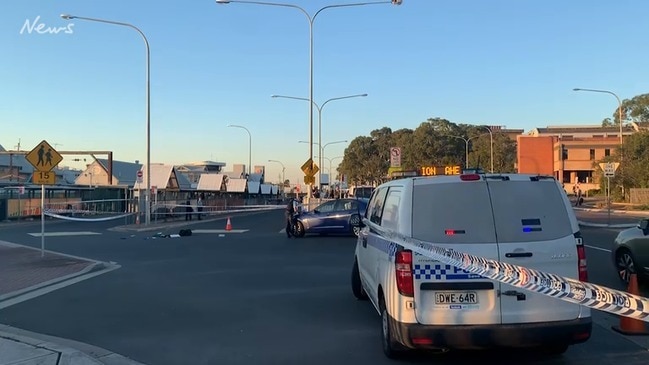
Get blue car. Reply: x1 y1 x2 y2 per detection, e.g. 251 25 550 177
294 198 368 237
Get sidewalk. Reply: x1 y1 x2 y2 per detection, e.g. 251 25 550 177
0 241 137 364
0 324 145 365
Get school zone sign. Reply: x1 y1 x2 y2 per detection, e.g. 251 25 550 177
20 16 74 35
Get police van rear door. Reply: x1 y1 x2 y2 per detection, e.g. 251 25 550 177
411 176 502 325
486 175 581 324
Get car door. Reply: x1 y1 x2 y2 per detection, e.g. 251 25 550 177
359 187 389 304
486 176 582 324
308 200 337 233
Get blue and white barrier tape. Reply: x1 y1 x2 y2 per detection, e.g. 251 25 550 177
375 226 649 322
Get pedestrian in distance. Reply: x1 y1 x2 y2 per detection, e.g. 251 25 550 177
285 198 299 238
185 198 192 221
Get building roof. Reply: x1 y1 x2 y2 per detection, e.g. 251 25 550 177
0 153 33 172
96 159 142 186
260 184 272 194
133 164 190 190
226 178 247 193
184 161 226 167
247 181 260 194
197 174 225 191
531 125 635 135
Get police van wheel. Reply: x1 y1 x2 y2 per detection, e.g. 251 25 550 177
351 259 368 300
380 297 403 358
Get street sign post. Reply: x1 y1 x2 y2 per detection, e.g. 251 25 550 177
390 147 401 168
137 170 143 184
301 158 319 189
599 162 620 225
26 140 63 173
26 140 63 257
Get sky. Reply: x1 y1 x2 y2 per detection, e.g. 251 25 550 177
3 0 649 185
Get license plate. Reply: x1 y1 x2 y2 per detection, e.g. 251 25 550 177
434 291 478 304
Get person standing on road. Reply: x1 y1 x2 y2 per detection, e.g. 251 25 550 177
285 198 299 238
185 198 192 221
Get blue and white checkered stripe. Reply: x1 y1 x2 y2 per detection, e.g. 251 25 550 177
373 227 649 322
413 264 482 280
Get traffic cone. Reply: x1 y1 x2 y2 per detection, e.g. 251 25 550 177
612 273 649 335
225 217 232 231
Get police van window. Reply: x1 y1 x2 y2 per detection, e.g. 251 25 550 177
368 187 389 224
381 190 401 230
412 181 497 244
487 180 572 243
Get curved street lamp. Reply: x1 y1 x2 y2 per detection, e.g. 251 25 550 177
272 93 366 187
298 140 347 188
228 124 252 176
448 135 485 169
267 159 285 185
573 88 624 147
216 0 401 199
61 14 152 225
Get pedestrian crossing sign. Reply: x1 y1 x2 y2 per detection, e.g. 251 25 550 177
26 140 63 172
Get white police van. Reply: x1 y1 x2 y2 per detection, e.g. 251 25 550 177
350 173 591 358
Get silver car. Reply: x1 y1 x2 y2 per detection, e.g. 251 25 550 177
613 218 649 282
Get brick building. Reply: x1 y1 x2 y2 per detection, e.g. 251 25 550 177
517 125 636 192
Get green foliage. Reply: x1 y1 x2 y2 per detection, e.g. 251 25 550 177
338 118 517 183
618 94 649 124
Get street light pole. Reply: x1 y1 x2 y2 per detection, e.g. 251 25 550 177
573 88 624 147
573 87 625 199
299 140 346 188
272 94 366 188
62 14 151 225
217 0 400 200
449 134 487 169
267 159 285 185
480 126 494 173
228 124 252 175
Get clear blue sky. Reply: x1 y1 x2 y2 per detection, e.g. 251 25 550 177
3 0 648 185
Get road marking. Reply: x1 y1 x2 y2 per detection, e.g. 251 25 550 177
27 231 101 237
191 229 249 234
0 262 120 310
585 244 612 253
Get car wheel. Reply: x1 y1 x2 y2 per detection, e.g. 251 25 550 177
351 259 368 300
380 297 403 359
350 214 361 237
294 221 306 237
616 249 636 283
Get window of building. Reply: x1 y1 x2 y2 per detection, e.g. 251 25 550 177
577 171 593 184
590 149 595 160
605 149 611 157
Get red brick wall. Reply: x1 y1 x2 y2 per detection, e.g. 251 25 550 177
517 136 554 175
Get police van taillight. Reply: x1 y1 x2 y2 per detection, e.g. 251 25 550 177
395 251 414 297
575 232 588 282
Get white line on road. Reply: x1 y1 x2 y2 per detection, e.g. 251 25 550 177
585 245 612 253
0 262 120 310
27 231 102 237
191 229 249 234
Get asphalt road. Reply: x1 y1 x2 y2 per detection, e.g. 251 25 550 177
1 210 649 364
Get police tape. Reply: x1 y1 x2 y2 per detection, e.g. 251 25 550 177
44 211 136 222
378 229 649 322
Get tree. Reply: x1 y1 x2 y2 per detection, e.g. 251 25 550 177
614 93 649 125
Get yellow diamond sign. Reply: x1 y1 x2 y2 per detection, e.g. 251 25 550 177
26 140 63 172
